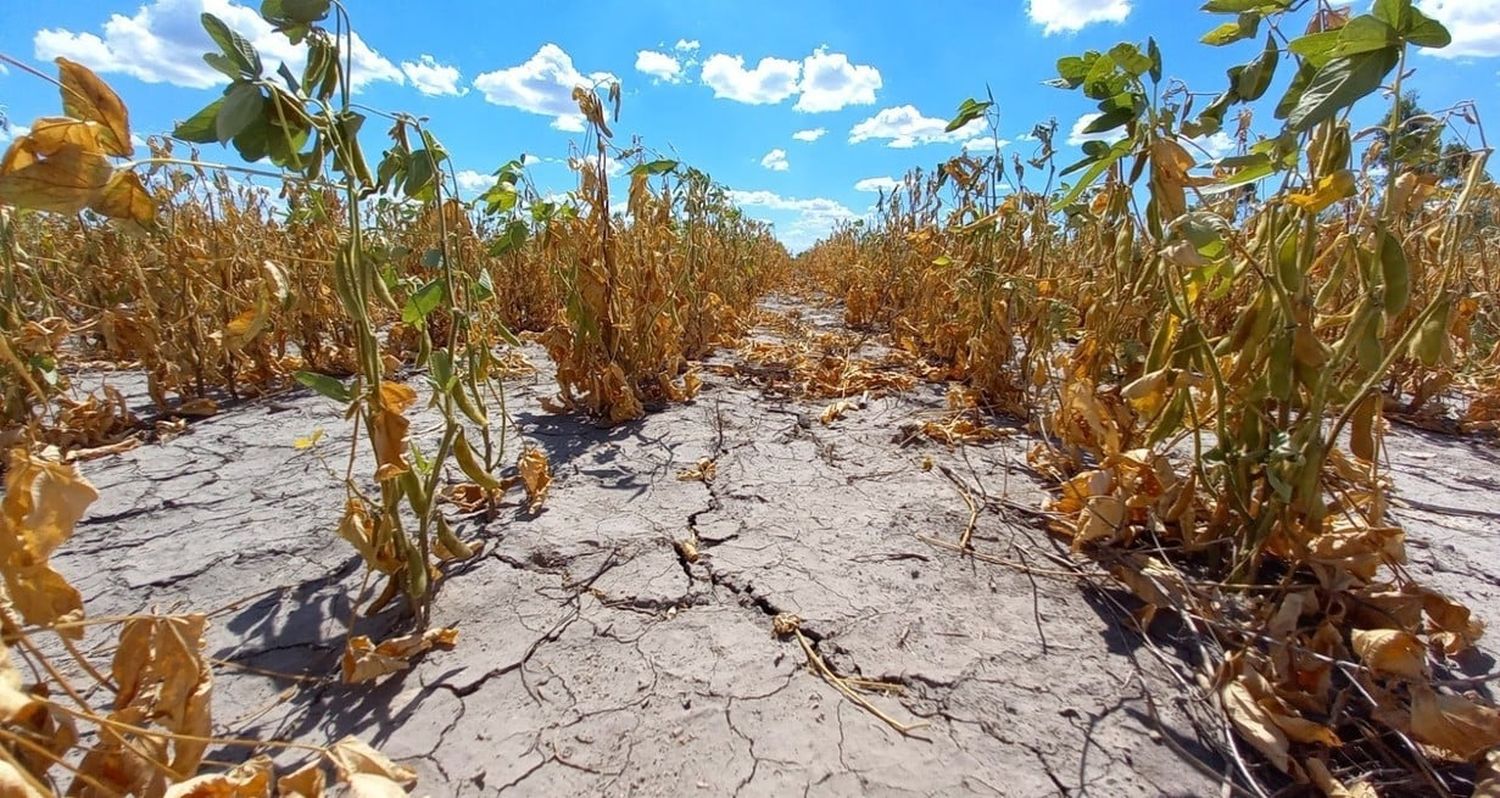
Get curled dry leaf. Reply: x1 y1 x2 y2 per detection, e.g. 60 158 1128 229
341 627 458 684
371 382 418 480
518 446 551 512
336 498 399 574
1409 686 1500 761
276 762 327 798
0 448 97 636
1350 628 1427 680
55 57 132 157
162 755 272 797
327 735 418 788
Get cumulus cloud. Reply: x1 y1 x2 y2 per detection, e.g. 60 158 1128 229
761 148 790 171
1417 1 1500 58
792 127 827 142
963 136 1010 152
1189 131 1237 160
635 49 683 83
675 39 701 51
1067 112 1128 147
854 176 900 192
0 123 31 145
702 48 880 111
1027 0 1132 35
33 0 401 92
402 55 466 96
849 105 984 148
795 47 881 112
729 188 859 251
701 53 801 104
473 44 616 132
454 169 492 193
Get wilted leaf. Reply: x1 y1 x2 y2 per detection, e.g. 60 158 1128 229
0 142 114 214
1221 676 1291 772
90 169 156 224
1351 628 1426 679
327 736 417 788
1285 169 1356 213
341 627 458 684
0 449 97 635
223 296 270 351
0 760 50 798
1410 686 1500 760
336 499 399 573
163 755 272 797
371 382 417 480
56 57 133 157
277 762 327 798
518 446 551 513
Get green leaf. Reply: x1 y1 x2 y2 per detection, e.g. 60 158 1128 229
945 98 992 133
1201 0 1290 11
295 371 352 402
282 0 331 23
402 279 445 324
1286 49 1399 132
1372 0 1410 29
1108 43 1153 77
1082 107 1133 135
1404 8 1451 48
1235 34 1279 102
217 83 265 144
202 52 241 81
1273 61 1317 120
472 269 495 303
1147 37 1163 83
628 158 679 176
200 12 262 77
173 99 224 143
231 115 271 162
1202 13 1260 46
488 220 528 256
404 149 439 197
1052 141 1130 210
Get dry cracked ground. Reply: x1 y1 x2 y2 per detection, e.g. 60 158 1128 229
51 299 1500 797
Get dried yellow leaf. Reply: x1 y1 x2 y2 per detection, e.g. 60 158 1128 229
1285 170 1356 214
276 762 327 798
90 169 155 224
163 755 272 797
56 56 132 157
0 141 113 215
327 736 418 788
1221 677 1290 772
518 446 551 512
371 382 417 480
341 628 458 684
1350 628 1427 680
1410 686 1500 761
0 449 96 636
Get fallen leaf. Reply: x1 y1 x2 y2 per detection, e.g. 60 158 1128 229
341 628 458 684
1350 628 1427 680
163 755 272 797
1410 686 1500 761
518 446 551 512
327 736 417 787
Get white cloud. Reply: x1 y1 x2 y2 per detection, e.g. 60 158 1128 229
33 0 402 92
401 55 465 97
1027 0 1132 35
1417 1 1500 58
701 48 880 112
0 124 31 145
795 47 881 112
454 169 491 192
635 50 683 83
701 53 801 104
675 39 701 51
963 136 1010 152
473 44 615 132
792 127 827 142
729 188 858 252
1067 112 1127 147
1189 131 1236 160
854 176 900 192
761 148 789 171
849 105 984 148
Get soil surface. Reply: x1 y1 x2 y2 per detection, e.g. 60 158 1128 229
52 298 1500 796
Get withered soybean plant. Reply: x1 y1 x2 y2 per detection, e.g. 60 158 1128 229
171 1 509 622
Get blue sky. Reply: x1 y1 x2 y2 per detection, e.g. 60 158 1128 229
1 0 1497 250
